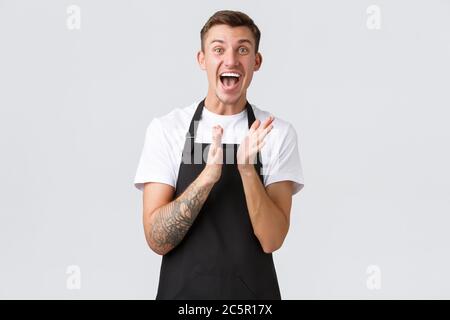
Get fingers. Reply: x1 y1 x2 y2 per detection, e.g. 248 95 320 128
255 116 274 144
261 116 274 129
257 139 266 151
250 116 274 132
249 119 261 133
258 123 273 142
207 125 223 165
212 125 223 147
246 116 274 151
250 116 274 133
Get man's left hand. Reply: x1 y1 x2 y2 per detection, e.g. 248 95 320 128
237 116 274 172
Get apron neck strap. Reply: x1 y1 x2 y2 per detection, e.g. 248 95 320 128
187 98 257 138
185 98 263 178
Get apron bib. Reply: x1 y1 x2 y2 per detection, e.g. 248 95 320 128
156 99 281 300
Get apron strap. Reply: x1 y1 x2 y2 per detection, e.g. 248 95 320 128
184 99 263 178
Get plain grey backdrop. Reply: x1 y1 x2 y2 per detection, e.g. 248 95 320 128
1 0 449 299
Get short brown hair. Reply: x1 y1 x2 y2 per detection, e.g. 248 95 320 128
200 10 261 53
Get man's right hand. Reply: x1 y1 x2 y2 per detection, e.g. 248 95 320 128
204 125 223 184
143 125 224 256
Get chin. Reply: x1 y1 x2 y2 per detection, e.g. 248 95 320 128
216 91 243 105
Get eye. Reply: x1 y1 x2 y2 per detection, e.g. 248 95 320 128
238 47 249 54
213 47 224 54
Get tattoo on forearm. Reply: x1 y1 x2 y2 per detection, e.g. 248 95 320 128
150 180 210 251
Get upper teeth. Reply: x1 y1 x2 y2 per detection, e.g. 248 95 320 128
221 72 240 78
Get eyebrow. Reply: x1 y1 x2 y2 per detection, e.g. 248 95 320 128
209 39 254 46
237 39 253 46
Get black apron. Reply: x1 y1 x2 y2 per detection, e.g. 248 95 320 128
156 99 281 300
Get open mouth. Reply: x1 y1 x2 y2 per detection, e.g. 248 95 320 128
219 72 241 91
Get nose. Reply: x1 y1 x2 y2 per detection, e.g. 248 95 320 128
224 49 239 67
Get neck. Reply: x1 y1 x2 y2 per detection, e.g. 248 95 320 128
204 92 247 115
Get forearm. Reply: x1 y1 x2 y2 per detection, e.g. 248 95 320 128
238 166 289 253
146 168 216 255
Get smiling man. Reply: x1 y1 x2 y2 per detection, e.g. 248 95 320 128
134 10 305 300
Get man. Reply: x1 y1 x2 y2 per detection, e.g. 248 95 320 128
134 10 304 300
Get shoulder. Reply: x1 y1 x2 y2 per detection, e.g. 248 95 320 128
250 103 297 139
145 100 199 136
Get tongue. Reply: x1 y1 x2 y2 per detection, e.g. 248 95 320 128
223 77 238 88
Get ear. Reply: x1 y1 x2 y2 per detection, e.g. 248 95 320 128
253 52 262 71
254 52 263 72
197 50 206 70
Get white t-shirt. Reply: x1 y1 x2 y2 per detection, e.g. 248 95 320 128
134 100 305 195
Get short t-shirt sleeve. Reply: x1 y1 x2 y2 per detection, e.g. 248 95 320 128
263 123 305 195
134 118 176 191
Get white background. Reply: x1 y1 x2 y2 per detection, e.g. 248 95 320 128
1 0 449 299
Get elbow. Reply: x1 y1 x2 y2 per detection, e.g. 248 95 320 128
256 227 289 254
144 212 169 256
256 234 285 254
145 233 172 256
147 241 167 256
144 228 169 256
261 241 282 254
